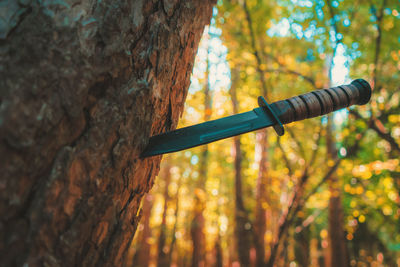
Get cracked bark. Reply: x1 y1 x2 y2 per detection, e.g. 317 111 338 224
0 0 215 266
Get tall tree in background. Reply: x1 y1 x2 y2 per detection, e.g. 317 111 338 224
132 194 154 267
326 114 350 267
242 2 270 266
230 67 252 266
0 1 215 265
157 163 172 267
190 31 212 267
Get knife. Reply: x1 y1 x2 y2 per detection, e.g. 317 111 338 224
141 79 371 158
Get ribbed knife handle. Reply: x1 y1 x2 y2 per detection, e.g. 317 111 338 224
270 79 371 124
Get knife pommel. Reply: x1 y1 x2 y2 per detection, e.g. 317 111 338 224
270 79 372 124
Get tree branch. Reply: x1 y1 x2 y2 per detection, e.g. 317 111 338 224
350 110 400 153
277 136 294 177
370 0 387 89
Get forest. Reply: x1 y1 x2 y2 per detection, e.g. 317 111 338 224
128 0 400 266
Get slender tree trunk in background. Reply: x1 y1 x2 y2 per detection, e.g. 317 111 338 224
254 131 268 267
191 35 212 267
213 173 224 267
213 235 223 267
230 68 252 266
326 114 349 267
191 205 206 267
232 136 252 266
132 194 154 267
0 1 215 265
167 176 183 266
242 3 271 264
294 221 311 267
157 164 172 267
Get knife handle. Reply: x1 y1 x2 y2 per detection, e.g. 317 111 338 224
270 79 371 124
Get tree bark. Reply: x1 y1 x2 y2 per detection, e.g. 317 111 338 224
132 194 154 267
0 1 215 266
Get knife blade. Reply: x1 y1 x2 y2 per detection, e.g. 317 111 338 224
141 79 371 158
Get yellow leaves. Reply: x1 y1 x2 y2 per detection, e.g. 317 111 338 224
388 114 400 123
391 51 399 62
320 229 328 239
350 160 398 179
346 233 354 240
360 171 372 180
382 177 393 189
366 190 376 201
246 66 255 75
294 169 302 178
242 51 254 61
345 185 364 195
383 20 394 31
194 188 207 202
388 191 397 202
265 231 273 243
382 205 393 216
344 184 351 193
356 186 364 195
377 197 385 206
342 128 350 138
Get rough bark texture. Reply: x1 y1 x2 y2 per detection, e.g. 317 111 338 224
0 1 215 266
132 194 153 267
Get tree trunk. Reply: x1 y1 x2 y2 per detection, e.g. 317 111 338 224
191 203 206 267
213 235 223 267
326 114 349 267
242 3 271 264
157 164 172 267
167 175 183 266
230 68 252 266
254 130 268 267
294 221 310 267
0 1 215 266
191 34 212 267
132 194 154 267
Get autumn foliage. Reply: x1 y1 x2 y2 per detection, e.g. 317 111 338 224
128 0 400 266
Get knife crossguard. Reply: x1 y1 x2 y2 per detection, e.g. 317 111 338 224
269 79 372 125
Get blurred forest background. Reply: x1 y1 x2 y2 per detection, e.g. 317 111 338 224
127 0 400 266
